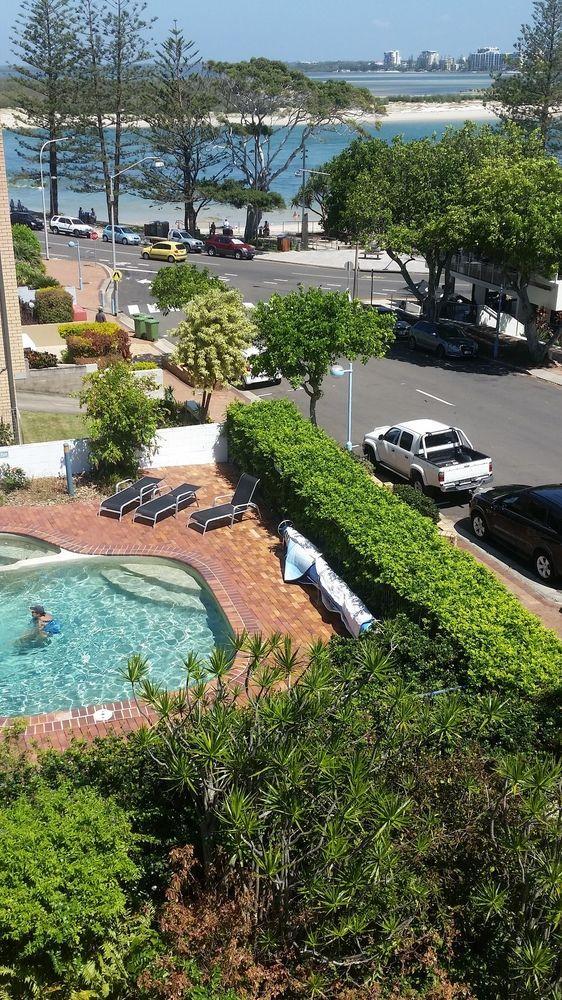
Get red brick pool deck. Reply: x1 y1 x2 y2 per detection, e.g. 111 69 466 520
0 464 338 749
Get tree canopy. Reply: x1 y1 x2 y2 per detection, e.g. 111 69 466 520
171 288 254 420
151 262 223 312
253 285 394 422
487 0 562 150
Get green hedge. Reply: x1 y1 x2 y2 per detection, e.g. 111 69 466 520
35 287 74 324
226 400 562 697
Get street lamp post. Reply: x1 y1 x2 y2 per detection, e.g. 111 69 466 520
67 241 82 291
109 156 164 315
330 362 354 451
294 163 329 251
40 136 70 260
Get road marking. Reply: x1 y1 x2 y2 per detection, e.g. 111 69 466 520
262 281 278 285
274 278 289 282
255 391 273 397
136 278 151 284
415 389 455 406
222 272 237 276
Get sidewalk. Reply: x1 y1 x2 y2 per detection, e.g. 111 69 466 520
258 246 428 273
45 257 110 319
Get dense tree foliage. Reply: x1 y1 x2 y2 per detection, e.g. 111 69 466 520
79 361 160 477
488 0 562 150
171 288 254 420
253 286 394 422
151 262 223 312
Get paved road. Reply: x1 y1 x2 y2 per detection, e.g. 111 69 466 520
248 342 562 603
41 232 427 338
40 232 562 601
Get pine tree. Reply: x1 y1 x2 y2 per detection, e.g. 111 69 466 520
10 0 78 216
136 23 228 234
66 0 153 222
488 0 562 150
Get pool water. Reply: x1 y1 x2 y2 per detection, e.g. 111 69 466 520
0 556 232 717
0 534 61 566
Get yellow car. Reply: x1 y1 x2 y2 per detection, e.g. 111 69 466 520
141 240 187 262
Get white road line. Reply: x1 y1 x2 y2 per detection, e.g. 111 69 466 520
415 389 455 406
222 272 237 276
262 281 278 285
274 278 289 282
255 391 273 397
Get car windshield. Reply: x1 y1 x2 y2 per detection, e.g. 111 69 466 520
121 228 135 235
440 327 468 342
178 231 192 238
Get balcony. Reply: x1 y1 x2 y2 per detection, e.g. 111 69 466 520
450 252 519 290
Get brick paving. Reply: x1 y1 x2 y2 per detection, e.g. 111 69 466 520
0 464 338 749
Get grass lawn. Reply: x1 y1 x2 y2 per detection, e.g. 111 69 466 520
20 411 89 444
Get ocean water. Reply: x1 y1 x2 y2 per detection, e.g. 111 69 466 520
4 117 489 228
307 71 493 96
0 555 232 717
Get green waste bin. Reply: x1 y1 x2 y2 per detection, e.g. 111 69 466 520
133 313 148 338
144 316 160 341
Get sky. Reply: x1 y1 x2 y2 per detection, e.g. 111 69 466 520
3 0 532 64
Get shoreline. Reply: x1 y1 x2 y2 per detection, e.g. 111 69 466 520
0 101 496 132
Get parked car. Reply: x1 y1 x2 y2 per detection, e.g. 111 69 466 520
470 484 562 582
373 305 411 339
409 320 479 359
205 235 255 260
239 347 282 388
102 225 141 245
49 215 93 237
10 210 43 230
168 228 205 253
141 241 187 262
363 419 493 495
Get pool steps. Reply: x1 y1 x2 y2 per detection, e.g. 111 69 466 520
100 567 207 612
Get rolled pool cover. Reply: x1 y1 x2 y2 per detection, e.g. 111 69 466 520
279 522 375 638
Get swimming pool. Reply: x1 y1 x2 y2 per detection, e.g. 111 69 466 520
0 555 232 717
0 533 61 566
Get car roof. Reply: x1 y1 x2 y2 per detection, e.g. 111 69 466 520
393 419 450 434
530 485 562 507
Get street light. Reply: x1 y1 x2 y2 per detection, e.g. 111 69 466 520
295 161 329 251
67 240 82 291
109 156 164 315
330 362 354 452
40 136 70 260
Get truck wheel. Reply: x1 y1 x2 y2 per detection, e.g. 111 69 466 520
471 511 488 541
410 473 425 494
534 549 555 582
409 335 417 351
51 226 59 234
363 445 377 468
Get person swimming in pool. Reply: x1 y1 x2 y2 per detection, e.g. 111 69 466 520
16 605 61 648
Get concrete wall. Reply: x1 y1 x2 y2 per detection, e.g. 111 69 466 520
15 363 165 399
0 422 227 478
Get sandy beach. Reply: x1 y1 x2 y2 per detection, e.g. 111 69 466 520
0 101 496 132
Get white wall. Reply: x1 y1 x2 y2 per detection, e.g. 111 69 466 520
0 423 227 478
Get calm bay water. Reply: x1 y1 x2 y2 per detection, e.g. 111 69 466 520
4 74 494 228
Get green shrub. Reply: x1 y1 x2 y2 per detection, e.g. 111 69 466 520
131 360 159 370
226 400 562 697
0 784 140 992
34 287 73 324
0 419 14 446
393 483 440 523
0 463 30 491
15 261 58 289
11 223 43 269
59 321 130 363
24 348 58 369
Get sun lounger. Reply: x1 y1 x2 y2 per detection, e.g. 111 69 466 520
98 476 162 520
133 483 200 527
189 474 260 534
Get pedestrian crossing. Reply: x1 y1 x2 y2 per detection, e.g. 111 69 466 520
127 299 255 316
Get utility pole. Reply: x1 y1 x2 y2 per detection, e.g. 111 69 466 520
493 284 504 361
301 145 309 251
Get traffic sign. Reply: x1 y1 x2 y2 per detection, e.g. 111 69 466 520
112 270 123 283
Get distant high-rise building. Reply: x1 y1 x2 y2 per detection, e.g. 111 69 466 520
468 47 505 71
383 50 401 69
418 50 440 69
440 55 456 71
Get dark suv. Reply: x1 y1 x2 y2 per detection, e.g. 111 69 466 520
10 210 43 230
470 484 562 582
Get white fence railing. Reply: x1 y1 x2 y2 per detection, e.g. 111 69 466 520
0 423 227 479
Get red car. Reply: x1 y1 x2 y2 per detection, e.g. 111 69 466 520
205 235 255 260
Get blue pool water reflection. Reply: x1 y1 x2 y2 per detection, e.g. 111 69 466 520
0 555 232 717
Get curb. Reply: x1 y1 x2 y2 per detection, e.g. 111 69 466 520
256 253 426 276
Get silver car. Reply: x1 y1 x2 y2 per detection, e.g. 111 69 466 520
409 320 479 359
102 225 141 245
49 215 92 237
168 228 205 252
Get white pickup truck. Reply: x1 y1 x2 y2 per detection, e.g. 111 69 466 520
363 419 493 494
